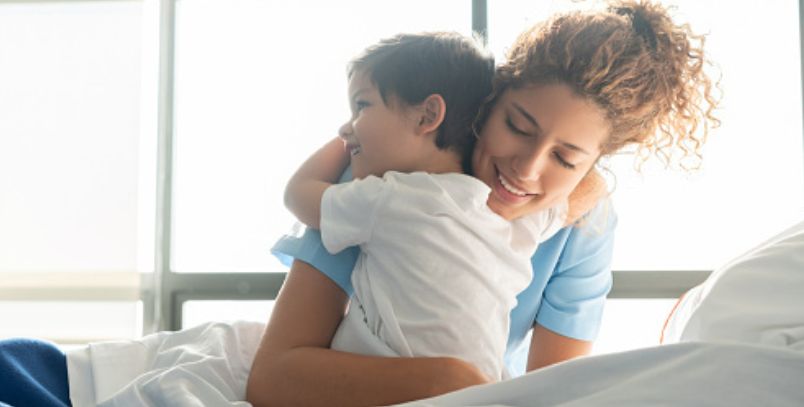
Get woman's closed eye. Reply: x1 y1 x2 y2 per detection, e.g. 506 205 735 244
506 117 577 170
553 151 576 170
505 117 530 136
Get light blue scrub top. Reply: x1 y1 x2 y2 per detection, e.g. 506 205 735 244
272 168 617 377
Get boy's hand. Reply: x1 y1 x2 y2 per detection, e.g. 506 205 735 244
284 137 351 229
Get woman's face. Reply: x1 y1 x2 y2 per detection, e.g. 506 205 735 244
472 83 610 221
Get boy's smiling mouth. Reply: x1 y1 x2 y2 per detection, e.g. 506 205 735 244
341 138 362 156
347 143 361 156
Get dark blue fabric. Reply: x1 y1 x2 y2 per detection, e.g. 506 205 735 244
0 338 71 407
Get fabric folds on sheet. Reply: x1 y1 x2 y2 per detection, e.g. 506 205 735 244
66 322 804 406
66 321 263 407
663 218 804 350
395 342 804 407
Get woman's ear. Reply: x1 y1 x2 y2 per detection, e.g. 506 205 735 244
415 94 446 136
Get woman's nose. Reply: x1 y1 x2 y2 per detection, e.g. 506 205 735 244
512 147 548 181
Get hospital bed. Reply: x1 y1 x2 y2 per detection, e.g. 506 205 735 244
67 219 804 406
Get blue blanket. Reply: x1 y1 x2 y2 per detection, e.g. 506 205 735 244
0 338 71 407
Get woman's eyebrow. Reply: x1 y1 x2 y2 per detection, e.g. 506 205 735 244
562 142 591 155
512 102 541 132
512 101 591 155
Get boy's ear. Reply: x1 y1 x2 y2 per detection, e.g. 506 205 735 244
415 94 446 136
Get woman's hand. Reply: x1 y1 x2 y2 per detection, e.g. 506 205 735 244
246 260 489 407
430 356 492 394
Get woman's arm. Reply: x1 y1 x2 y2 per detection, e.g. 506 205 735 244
246 259 490 407
523 197 616 372
526 324 593 371
284 137 351 229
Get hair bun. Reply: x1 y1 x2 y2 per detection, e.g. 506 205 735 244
612 3 658 50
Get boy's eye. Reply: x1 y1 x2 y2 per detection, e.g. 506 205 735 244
355 100 370 111
553 152 576 170
505 117 529 136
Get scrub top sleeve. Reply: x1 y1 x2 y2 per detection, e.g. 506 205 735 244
270 166 359 295
271 227 358 295
535 199 617 341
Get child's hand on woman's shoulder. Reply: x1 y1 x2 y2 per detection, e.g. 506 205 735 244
566 170 608 226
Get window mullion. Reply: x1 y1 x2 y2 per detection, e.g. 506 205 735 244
148 0 177 334
472 0 488 45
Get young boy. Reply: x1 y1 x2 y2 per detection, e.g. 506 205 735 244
284 32 567 381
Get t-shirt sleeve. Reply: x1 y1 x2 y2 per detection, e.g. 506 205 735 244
270 166 359 295
320 175 390 255
535 199 617 341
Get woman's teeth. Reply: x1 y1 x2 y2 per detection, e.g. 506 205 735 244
498 173 528 196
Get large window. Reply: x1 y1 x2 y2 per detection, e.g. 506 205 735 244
0 1 144 342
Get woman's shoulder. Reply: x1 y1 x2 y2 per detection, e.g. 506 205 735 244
530 196 617 270
573 194 617 237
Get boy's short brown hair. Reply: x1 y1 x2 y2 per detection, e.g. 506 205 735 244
348 32 495 166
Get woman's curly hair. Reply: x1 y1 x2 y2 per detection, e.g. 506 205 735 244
479 0 720 171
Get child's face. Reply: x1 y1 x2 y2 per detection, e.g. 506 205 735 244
472 83 608 220
340 70 421 179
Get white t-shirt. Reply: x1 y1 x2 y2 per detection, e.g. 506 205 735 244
320 171 567 380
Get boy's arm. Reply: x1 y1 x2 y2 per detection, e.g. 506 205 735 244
284 137 350 229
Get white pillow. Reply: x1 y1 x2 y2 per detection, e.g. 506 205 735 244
662 218 804 351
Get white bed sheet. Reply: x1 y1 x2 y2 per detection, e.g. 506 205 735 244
66 321 804 407
65 218 804 406
67 321 263 407
396 341 804 406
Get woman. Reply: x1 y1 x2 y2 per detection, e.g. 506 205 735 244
246 1 718 406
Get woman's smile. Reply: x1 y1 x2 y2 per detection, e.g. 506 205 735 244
494 166 537 204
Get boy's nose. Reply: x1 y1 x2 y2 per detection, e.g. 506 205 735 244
338 122 353 140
